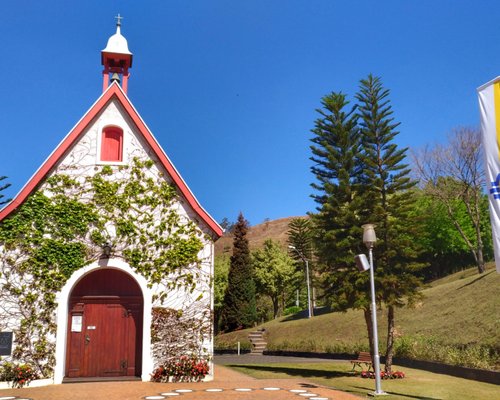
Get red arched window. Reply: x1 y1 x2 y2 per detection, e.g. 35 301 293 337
100 127 123 162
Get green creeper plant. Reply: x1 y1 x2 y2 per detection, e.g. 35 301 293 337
0 157 208 377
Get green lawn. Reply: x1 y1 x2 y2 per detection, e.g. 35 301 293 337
216 264 500 369
227 362 500 400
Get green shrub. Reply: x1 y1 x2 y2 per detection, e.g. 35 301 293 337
394 335 499 370
268 339 367 355
214 337 251 351
283 306 302 316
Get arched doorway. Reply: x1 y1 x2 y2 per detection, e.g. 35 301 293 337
65 268 143 378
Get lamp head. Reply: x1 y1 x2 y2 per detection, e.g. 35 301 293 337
362 224 377 249
102 242 112 258
355 254 370 272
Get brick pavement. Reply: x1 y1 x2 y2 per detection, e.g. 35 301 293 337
0 364 361 400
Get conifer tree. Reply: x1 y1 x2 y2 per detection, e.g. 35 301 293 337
356 75 423 372
287 217 315 308
220 212 256 331
309 80 423 373
287 217 313 261
309 91 369 306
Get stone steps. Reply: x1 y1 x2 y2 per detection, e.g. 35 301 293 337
248 330 267 355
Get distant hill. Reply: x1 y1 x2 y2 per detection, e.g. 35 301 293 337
215 216 307 256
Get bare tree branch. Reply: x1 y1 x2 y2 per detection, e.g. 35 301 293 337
412 127 486 273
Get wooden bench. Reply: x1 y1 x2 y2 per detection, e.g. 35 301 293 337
350 351 373 371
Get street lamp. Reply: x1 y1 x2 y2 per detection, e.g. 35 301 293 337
360 224 386 396
288 245 312 318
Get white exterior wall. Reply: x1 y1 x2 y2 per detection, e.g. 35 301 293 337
2 98 215 383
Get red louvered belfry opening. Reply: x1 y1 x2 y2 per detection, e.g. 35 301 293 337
101 127 123 162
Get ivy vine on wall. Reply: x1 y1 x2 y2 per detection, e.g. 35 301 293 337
0 157 209 378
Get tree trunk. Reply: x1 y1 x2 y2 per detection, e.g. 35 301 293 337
272 296 279 319
477 246 485 274
385 305 395 374
363 307 374 360
476 223 485 274
281 291 286 317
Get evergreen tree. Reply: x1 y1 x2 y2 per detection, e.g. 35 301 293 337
356 75 423 372
309 80 424 373
287 217 315 310
309 92 369 314
287 217 313 260
0 176 11 206
220 212 256 331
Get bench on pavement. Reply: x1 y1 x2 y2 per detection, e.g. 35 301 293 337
350 351 373 371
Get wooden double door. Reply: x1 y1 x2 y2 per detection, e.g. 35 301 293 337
65 269 143 378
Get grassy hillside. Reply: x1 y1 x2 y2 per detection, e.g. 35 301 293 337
216 264 500 369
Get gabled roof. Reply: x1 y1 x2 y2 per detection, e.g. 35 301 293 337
0 82 223 238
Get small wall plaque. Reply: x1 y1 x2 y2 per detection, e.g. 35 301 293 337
87 326 96 330
71 315 83 332
0 332 13 356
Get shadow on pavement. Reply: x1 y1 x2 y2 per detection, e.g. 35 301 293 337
226 364 352 379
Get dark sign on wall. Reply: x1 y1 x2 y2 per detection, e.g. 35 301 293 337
0 332 13 356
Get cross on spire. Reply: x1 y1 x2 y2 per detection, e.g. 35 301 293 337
115 14 123 27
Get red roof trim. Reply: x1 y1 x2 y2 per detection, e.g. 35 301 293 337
0 83 223 238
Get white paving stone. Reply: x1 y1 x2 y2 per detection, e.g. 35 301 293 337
160 393 180 397
144 396 165 400
235 388 253 391
299 394 318 397
290 389 308 393
263 387 281 391
205 388 224 392
175 389 193 393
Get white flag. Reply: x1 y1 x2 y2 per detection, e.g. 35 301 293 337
478 77 500 273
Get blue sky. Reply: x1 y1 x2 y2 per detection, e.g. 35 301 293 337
0 1 498 226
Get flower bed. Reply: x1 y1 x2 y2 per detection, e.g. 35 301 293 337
360 370 405 379
151 356 209 383
0 362 39 388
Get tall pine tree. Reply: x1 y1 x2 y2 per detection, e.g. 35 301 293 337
356 75 423 372
220 212 256 331
309 80 423 373
309 91 374 348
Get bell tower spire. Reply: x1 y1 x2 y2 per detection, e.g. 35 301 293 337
101 15 133 94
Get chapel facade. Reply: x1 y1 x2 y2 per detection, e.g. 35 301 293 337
0 19 222 384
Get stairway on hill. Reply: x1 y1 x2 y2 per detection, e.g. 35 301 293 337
248 330 267 355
